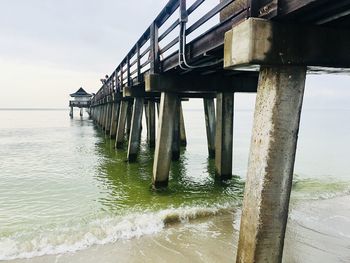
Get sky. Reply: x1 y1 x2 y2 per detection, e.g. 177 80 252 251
0 0 349 109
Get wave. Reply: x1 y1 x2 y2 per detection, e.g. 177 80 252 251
291 177 350 201
0 203 235 260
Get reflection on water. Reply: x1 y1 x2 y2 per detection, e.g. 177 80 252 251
91 124 244 214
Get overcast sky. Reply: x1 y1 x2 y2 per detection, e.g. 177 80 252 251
0 0 349 109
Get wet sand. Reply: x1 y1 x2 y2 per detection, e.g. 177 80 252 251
9 195 350 263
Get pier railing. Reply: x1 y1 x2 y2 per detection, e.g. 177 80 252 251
90 0 350 106
91 0 250 105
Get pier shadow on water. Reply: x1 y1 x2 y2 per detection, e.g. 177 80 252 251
91 125 244 215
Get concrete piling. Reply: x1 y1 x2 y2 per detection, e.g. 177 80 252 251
172 99 181 161
104 103 112 134
203 98 216 158
110 101 120 139
116 100 129 149
179 103 187 147
152 92 178 188
98 106 103 126
109 103 116 137
99 106 103 128
126 101 133 139
144 103 149 134
146 100 156 148
236 66 306 263
102 104 107 130
127 98 144 162
215 92 234 180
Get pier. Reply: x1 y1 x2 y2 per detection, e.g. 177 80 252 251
88 0 350 262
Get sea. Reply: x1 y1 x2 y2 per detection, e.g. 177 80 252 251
0 98 349 262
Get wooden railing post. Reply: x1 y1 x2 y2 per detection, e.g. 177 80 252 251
248 0 259 17
120 65 124 91
126 56 131 86
116 68 120 93
150 22 159 74
136 43 142 83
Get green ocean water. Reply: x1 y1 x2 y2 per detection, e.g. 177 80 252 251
0 107 349 260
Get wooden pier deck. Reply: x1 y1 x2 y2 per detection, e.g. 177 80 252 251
88 0 350 262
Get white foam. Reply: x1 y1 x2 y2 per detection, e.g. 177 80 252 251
0 203 234 260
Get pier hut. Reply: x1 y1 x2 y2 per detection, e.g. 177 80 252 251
69 87 92 117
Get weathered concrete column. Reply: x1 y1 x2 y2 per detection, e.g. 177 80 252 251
153 92 177 188
100 105 103 128
179 103 187 147
204 98 216 158
215 92 233 180
156 102 160 116
80 108 83 117
102 104 107 130
97 106 102 126
127 98 144 162
100 105 104 128
172 99 181 161
103 104 107 130
100 106 104 127
69 107 73 118
115 100 129 149
144 103 149 132
109 102 115 137
104 104 108 130
110 102 120 139
126 101 133 139
146 101 156 148
105 103 112 134
236 66 306 263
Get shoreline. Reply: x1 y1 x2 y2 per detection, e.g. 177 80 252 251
7 195 350 263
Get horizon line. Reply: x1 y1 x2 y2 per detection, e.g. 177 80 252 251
0 108 69 111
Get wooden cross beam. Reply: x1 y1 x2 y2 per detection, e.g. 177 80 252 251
145 73 258 93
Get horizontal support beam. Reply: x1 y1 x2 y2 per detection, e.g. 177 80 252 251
224 18 350 69
124 84 218 98
123 85 160 98
145 73 258 93
179 93 217 99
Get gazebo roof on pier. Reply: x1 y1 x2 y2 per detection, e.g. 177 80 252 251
70 87 92 97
